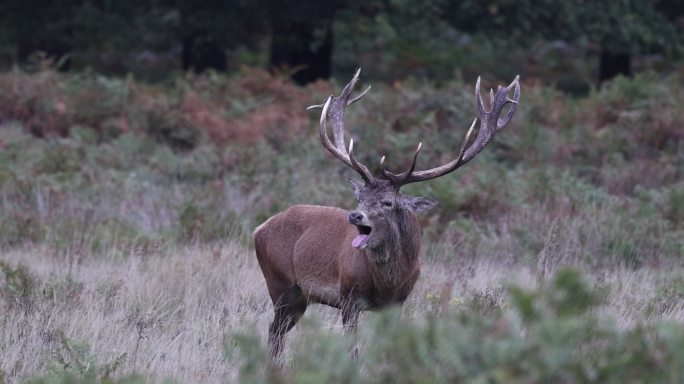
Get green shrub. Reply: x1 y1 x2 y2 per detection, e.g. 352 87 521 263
230 269 684 383
45 333 128 382
0 261 38 313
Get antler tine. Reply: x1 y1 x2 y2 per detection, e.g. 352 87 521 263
339 68 362 99
306 69 371 110
489 88 495 110
306 86 371 110
455 118 477 162
381 76 521 188
380 142 422 186
307 86 371 112
348 139 373 182
348 85 371 106
495 75 520 130
318 96 352 166
475 76 487 116
310 69 375 183
461 75 520 163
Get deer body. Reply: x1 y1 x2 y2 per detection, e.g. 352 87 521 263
254 69 520 360
254 203 420 311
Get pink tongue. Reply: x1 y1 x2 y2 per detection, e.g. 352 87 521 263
352 234 369 248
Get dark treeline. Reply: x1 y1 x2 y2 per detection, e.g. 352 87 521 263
0 0 682 84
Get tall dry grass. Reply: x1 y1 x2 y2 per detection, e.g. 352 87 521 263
3 242 684 382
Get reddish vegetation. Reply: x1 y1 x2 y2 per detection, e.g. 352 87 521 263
0 66 331 147
0 70 69 137
169 67 333 145
0 67 682 206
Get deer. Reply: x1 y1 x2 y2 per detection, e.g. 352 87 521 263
253 69 520 360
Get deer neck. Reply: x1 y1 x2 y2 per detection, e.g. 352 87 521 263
366 212 421 288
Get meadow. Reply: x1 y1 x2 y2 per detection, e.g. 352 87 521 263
1 66 684 383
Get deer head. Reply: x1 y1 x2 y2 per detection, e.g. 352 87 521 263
308 69 521 251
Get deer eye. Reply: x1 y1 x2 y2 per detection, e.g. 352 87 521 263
381 201 393 208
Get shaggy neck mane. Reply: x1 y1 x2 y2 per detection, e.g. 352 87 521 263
367 210 421 289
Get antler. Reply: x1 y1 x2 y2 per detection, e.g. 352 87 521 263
380 75 521 187
308 69 374 182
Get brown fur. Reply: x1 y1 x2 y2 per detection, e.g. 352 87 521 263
254 197 424 359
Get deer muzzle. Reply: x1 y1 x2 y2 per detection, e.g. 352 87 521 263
349 211 372 249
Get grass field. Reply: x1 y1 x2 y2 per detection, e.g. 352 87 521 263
1 67 684 383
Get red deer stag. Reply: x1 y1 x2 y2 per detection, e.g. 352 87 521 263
254 69 520 360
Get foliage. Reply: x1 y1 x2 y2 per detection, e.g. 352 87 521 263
43 333 128 383
0 65 319 145
0 260 37 312
1 68 684 382
0 0 681 85
230 268 684 383
0 68 682 260
447 0 682 55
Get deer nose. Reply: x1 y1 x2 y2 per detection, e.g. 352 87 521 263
348 211 364 224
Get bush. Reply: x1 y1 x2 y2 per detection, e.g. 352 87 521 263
44 333 128 383
0 261 37 313
230 269 684 383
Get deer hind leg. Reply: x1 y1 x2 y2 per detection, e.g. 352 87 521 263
268 285 307 362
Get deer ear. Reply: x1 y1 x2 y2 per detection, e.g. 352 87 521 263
346 177 364 193
406 196 438 212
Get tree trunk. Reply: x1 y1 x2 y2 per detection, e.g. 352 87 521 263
182 30 226 73
269 20 333 85
599 50 631 84
178 0 226 73
15 3 72 70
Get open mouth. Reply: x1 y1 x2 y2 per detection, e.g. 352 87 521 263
352 225 372 249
